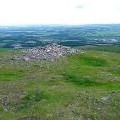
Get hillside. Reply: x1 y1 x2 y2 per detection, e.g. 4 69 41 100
0 45 120 120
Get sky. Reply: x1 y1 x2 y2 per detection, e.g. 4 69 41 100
0 0 120 25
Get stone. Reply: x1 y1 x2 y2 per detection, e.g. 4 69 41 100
18 43 78 61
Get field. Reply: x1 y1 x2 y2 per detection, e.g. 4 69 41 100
0 24 120 48
0 45 120 120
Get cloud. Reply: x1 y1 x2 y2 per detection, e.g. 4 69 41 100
75 5 86 9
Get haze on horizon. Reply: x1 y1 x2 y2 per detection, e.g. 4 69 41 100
0 0 120 26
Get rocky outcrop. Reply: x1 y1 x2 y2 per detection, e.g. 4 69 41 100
19 43 78 61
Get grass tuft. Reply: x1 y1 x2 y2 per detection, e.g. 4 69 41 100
15 91 45 110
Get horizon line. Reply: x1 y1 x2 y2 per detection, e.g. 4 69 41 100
0 23 120 27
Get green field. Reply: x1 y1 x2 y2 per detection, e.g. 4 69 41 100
0 46 120 120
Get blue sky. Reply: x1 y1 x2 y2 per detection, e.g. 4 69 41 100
0 0 120 25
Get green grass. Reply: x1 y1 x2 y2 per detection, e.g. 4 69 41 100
80 56 107 66
15 90 46 111
0 46 120 120
80 45 120 53
0 69 25 82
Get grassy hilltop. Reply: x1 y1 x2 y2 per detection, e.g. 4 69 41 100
0 45 120 120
